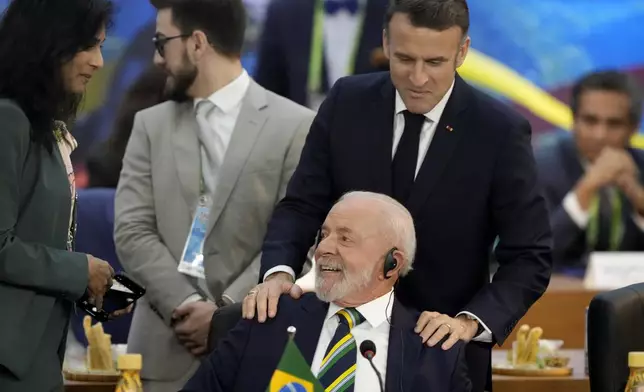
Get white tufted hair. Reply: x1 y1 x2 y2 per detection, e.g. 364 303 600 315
337 191 416 276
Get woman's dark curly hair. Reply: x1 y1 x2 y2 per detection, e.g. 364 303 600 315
0 0 114 152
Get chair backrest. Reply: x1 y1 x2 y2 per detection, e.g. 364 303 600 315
70 188 132 345
588 283 644 392
208 303 243 352
74 188 118 266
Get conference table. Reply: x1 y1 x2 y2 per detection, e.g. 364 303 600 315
490 274 594 392
497 274 599 350
492 349 588 392
64 353 590 392
64 380 115 392
64 275 597 391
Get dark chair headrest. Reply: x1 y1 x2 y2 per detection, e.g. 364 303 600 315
588 283 644 392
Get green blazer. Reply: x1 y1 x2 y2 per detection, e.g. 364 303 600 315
0 99 89 391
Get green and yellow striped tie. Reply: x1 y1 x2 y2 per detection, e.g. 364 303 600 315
317 308 366 392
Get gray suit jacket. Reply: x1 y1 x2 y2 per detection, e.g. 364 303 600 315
0 99 88 392
114 80 314 384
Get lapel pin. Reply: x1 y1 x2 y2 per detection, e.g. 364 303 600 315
445 125 454 132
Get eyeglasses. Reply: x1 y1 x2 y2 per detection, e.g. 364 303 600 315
152 34 190 58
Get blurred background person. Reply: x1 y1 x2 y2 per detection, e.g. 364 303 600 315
254 0 390 109
114 0 314 391
536 70 644 274
0 0 118 390
86 65 168 188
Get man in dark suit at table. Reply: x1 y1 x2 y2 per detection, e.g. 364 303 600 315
535 71 644 274
254 0 390 109
242 0 553 390
181 191 471 392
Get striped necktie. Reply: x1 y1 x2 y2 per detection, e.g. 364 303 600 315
317 308 366 392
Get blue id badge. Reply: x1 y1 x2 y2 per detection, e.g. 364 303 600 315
178 195 210 279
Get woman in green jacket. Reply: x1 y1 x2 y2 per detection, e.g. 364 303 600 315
0 0 124 390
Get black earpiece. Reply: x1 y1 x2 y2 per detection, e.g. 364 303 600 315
383 247 398 279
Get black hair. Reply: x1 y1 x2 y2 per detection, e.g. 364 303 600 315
571 70 643 125
385 0 469 36
0 0 114 152
150 0 246 57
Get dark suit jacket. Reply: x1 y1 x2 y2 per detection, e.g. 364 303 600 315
0 99 89 391
254 0 389 106
259 72 553 390
535 132 644 272
182 294 471 392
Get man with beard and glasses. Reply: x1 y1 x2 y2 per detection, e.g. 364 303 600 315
181 191 471 392
113 0 314 390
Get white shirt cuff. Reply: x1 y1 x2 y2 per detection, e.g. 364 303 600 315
263 265 296 282
632 213 644 232
456 311 493 343
563 191 590 228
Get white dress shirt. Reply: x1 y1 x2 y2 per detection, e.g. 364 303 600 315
323 1 363 88
179 69 251 306
193 68 250 164
311 290 393 391
563 189 644 231
310 0 364 110
266 79 493 341
561 156 644 232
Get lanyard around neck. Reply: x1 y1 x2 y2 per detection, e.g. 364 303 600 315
586 189 624 251
307 0 367 94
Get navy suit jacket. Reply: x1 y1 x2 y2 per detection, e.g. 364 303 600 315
258 71 553 390
254 0 389 106
535 133 644 272
181 294 471 392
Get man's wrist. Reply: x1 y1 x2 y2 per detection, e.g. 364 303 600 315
575 175 601 210
265 271 294 283
457 314 480 337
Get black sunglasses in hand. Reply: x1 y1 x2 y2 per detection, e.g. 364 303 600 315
153 33 190 57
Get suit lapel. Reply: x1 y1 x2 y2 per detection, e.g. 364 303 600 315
406 74 471 215
366 78 396 195
385 297 422 392
294 295 329 364
206 81 268 237
559 134 585 186
173 104 201 210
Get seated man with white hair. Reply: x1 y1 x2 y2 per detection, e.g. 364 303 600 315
181 191 471 392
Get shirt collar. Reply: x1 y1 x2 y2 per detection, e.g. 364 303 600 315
327 289 394 329
394 78 455 123
193 69 250 113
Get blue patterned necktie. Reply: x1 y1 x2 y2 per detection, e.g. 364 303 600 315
324 0 359 15
317 308 366 392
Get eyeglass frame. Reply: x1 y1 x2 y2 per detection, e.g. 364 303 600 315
152 33 191 58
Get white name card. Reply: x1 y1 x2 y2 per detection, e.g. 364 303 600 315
583 252 644 290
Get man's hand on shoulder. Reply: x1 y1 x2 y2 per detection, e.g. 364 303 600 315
415 312 478 350
242 272 303 322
